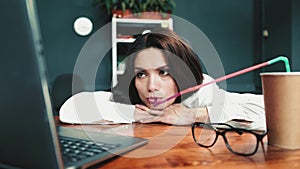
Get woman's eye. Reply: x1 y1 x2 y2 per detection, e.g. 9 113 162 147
136 72 146 78
159 70 169 76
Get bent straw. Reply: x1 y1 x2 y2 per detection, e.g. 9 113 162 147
154 56 291 106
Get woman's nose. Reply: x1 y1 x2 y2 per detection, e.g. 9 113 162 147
147 74 161 92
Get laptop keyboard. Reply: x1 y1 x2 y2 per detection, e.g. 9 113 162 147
59 136 121 165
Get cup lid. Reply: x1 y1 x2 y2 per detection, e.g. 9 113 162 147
260 72 300 76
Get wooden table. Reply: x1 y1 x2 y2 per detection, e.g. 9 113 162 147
57 118 300 169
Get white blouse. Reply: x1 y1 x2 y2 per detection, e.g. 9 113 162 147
59 74 266 130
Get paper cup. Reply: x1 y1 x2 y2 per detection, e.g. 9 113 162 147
261 72 300 149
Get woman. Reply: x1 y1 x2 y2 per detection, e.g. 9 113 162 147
60 28 265 130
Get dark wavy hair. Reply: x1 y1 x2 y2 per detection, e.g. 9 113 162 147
111 28 204 105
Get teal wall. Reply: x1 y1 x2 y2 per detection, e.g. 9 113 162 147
173 0 262 92
36 0 111 92
35 0 299 109
292 0 300 71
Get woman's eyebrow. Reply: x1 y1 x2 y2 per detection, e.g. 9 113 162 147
134 65 169 70
134 67 144 71
157 65 169 69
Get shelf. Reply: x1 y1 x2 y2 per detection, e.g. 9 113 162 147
116 38 135 43
117 70 124 74
114 17 173 24
115 18 172 39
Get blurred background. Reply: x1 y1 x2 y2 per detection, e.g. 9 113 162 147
34 0 300 113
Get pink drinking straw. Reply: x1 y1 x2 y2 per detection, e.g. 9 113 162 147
154 56 291 106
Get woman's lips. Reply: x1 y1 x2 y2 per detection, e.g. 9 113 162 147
147 97 163 104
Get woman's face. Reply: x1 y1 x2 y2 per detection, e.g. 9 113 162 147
134 48 178 110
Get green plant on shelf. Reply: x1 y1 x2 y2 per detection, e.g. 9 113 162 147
93 0 176 19
140 0 175 18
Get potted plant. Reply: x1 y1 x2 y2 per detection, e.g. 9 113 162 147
140 0 176 19
93 0 141 19
94 0 175 19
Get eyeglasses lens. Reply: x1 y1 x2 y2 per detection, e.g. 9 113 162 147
225 131 257 155
194 124 217 147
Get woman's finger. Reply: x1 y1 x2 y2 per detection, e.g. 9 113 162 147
135 104 163 116
148 109 163 116
135 104 150 112
139 116 161 123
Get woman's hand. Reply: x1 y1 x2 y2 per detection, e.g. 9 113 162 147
133 104 157 122
134 104 208 125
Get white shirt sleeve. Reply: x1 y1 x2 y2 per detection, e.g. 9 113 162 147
183 74 266 130
59 91 135 124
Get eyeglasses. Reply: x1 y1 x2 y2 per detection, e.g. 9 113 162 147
191 122 267 156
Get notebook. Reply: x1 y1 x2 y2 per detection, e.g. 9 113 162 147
0 0 148 169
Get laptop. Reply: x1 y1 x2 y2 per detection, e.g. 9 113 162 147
0 0 148 169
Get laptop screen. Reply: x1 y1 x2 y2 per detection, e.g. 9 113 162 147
0 0 63 168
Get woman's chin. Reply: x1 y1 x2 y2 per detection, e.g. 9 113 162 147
148 103 166 110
